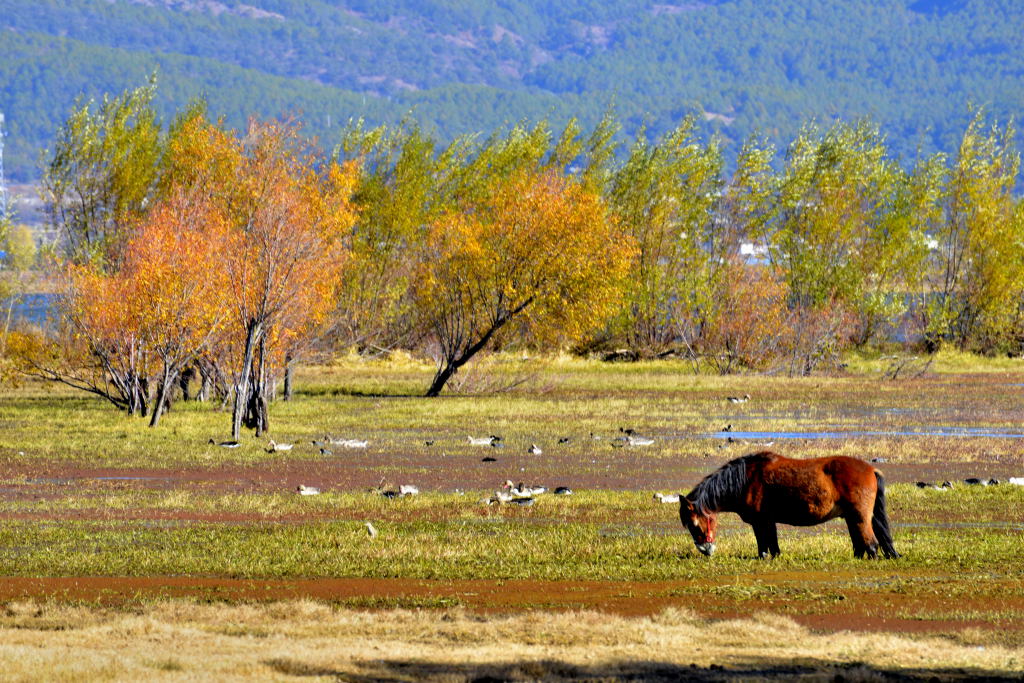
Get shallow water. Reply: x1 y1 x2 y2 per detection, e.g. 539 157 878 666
705 427 1024 440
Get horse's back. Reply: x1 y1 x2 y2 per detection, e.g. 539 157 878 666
745 453 878 525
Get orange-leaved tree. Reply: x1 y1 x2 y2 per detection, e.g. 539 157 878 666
165 115 360 437
415 169 634 396
126 190 233 426
53 189 230 422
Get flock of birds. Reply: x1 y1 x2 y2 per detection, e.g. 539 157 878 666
481 479 574 506
463 428 657 452
916 477 1024 490
210 390 1024 514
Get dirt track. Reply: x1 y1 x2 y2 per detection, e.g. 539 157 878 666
0 574 1017 639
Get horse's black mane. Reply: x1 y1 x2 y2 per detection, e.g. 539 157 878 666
687 452 775 513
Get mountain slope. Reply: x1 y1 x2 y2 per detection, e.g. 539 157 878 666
1 0 1021 181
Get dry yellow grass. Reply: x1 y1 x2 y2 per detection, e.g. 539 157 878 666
0 600 1016 681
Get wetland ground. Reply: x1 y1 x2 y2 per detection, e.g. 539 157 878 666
0 352 1022 680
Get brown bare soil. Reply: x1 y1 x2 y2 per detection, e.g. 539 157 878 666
1 573 1020 642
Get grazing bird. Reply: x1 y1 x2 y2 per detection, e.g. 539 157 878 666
722 424 733 433
627 435 655 447
209 439 240 448
502 480 542 499
726 394 751 404
425 440 435 446
267 440 293 453
468 436 495 446
964 477 986 485
527 444 543 455
916 481 951 491
325 435 369 448
558 437 571 444
553 486 573 495
653 492 680 503
381 484 419 499
296 485 320 496
365 522 377 538
619 427 636 436
489 489 526 504
319 448 333 456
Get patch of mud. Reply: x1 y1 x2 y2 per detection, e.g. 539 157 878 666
0 575 1019 639
0 451 1020 499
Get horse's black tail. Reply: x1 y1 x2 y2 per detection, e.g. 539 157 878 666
872 472 900 559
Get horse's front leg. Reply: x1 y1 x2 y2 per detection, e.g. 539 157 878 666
752 521 780 559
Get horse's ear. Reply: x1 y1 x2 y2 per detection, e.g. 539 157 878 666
679 496 692 511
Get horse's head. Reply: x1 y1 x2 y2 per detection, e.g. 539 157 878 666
679 497 717 557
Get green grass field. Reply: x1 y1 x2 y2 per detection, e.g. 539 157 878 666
0 352 1022 680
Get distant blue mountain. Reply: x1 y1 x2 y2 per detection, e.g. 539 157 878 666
1 0 1021 180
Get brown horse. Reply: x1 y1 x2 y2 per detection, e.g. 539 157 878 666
679 451 899 559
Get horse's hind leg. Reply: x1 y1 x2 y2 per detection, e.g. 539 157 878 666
752 521 780 559
844 513 878 559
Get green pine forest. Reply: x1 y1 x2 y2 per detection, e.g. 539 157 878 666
1 0 1022 181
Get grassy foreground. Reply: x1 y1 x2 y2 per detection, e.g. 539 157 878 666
0 602 1018 682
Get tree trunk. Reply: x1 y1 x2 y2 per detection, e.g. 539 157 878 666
232 319 262 440
198 370 210 402
243 334 270 436
283 354 294 401
424 300 532 397
425 361 460 397
149 365 177 428
179 366 196 401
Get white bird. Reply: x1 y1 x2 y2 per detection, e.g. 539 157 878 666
297 485 320 495
468 436 497 446
398 484 420 496
502 480 532 498
653 492 680 503
489 490 518 504
325 436 369 448
627 435 655 447
268 440 294 453
527 443 543 455
365 521 377 538
1009 477 1024 486
727 394 751 404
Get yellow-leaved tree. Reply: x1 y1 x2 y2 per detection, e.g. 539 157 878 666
163 115 360 437
415 169 634 396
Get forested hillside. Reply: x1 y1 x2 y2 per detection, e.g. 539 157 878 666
1 0 1022 180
